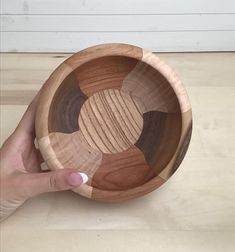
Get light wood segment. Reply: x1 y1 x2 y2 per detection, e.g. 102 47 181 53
37 135 64 170
79 89 143 154
38 131 103 184
75 56 139 97
92 145 156 191
72 184 92 199
142 50 191 112
122 61 181 113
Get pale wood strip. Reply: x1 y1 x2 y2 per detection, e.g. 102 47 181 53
72 184 92 199
37 136 63 170
142 50 191 112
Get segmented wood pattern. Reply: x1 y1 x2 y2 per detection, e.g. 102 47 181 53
92 145 156 190
122 61 181 113
75 56 139 97
36 43 192 202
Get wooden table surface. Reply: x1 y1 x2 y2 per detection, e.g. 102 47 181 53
1 53 235 252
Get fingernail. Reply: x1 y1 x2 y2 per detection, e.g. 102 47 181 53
66 172 89 186
79 172 89 184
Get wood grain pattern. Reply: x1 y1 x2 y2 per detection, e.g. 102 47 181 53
48 72 87 133
142 50 191 112
37 135 64 170
122 61 181 113
91 176 166 202
36 62 73 138
38 131 103 187
159 110 192 180
135 112 181 175
35 43 193 202
92 145 156 191
75 56 139 97
171 118 192 173
79 89 143 153
65 43 143 71
72 184 92 199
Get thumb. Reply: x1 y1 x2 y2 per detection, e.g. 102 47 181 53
21 169 89 197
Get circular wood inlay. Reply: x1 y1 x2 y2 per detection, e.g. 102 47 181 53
78 89 144 153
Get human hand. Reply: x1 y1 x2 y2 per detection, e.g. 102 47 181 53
0 94 88 221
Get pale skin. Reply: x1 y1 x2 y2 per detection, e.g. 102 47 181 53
0 94 87 221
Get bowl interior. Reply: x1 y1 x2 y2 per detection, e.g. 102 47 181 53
46 55 183 191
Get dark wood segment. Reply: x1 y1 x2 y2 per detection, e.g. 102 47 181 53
158 110 192 180
74 56 139 97
36 63 73 138
135 111 182 175
48 73 88 133
91 145 156 191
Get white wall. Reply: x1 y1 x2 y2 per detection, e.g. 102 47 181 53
1 0 235 52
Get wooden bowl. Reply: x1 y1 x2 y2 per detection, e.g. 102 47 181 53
35 43 192 202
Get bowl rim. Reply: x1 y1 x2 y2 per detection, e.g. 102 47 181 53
36 43 193 201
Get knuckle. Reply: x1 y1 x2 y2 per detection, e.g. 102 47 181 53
49 174 64 191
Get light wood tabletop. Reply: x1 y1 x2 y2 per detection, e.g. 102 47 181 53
1 52 235 252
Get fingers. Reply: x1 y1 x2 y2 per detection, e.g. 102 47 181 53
21 169 88 198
